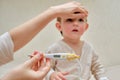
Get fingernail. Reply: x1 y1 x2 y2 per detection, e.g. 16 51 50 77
36 53 41 59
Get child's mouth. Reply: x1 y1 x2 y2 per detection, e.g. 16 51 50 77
72 29 78 32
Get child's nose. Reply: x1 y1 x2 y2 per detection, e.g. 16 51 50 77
73 21 79 27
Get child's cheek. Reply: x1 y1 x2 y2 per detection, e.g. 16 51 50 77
79 26 85 34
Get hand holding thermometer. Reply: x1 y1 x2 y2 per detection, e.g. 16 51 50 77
29 53 80 61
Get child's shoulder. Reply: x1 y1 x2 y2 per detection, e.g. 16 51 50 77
83 40 95 50
83 40 98 55
46 40 64 51
48 40 63 47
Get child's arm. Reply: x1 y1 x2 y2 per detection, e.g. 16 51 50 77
91 51 109 80
50 71 69 80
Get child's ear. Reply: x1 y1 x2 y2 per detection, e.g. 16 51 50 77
55 22 62 31
85 23 89 31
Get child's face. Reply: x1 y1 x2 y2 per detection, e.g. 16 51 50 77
56 16 88 40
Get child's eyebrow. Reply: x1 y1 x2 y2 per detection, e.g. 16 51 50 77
65 17 87 21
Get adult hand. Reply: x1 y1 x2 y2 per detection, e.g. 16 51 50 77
50 1 88 18
2 51 51 80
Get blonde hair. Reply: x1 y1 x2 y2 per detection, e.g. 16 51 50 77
57 17 61 22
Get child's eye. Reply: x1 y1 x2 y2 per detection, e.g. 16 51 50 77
66 19 73 22
79 19 84 22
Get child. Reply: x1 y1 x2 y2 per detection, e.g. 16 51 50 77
45 4 109 80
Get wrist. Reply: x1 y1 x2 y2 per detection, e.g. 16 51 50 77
47 7 60 18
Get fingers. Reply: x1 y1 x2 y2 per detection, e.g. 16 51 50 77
58 74 66 80
72 5 88 17
41 58 51 69
78 6 88 16
46 58 51 69
52 72 68 80
38 58 51 71
57 72 69 80
52 75 65 80
68 1 88 16
70 13 87 19
25 51 43 68
61 72 69 75
55 76 64 80
36 58 51 79
72 1 81 5
52 1 88 18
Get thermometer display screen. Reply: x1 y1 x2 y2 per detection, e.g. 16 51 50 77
54 55 61 58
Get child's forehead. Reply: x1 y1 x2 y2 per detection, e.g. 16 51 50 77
62 16 86 20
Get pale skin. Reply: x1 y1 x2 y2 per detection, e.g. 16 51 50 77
50 8 88 80
56 15 88 54
2 51 51 80
1 1 88 80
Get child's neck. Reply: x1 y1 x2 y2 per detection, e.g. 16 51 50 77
63 38 80 44
63 38 83 55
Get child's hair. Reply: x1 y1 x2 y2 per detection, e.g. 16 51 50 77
57 17 61 22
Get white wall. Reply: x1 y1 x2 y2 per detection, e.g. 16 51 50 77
0 0 120 79
106 65 120 80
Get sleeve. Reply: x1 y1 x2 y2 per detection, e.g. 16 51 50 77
91 49 109 80
0 32 14 66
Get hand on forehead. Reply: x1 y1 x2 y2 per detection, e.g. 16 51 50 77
62 13 87 20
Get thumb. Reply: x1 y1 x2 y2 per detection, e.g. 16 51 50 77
25 53 43 67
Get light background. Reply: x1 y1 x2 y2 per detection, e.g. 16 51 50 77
0 0 120 79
